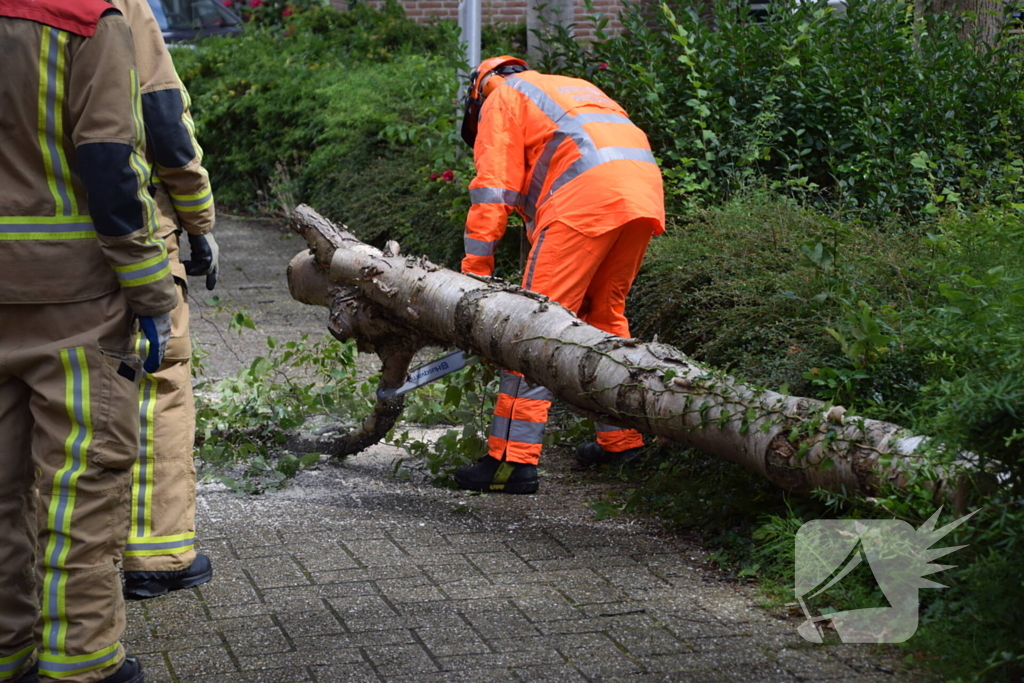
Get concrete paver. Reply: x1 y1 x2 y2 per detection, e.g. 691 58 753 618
126 218 920 682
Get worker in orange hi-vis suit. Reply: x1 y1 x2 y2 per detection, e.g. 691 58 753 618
454 56 666 494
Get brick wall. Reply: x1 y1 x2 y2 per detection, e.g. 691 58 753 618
330 0 626 40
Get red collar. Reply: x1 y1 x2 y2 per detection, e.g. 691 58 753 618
0 0 116 37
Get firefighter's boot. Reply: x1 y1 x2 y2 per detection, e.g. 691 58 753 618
575 441 642 467
123 553 212 600
98 656 144 683
14 664 38 683
454 456 539 494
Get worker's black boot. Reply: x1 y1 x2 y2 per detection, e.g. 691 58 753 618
14 663 38 683
124 553 212 600
98 656 144 683
454 456 539 494
575 441 642 467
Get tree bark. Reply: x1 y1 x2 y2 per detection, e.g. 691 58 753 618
917 0 1006 45
288 205 966 499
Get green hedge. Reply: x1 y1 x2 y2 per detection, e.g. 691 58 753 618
536 0 1024 219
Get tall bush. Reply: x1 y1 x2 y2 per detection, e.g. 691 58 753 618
538 0 1024 217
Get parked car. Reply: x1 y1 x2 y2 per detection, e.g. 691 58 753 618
146 0 243 43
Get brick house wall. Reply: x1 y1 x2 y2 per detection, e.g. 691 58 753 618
331 0 627 40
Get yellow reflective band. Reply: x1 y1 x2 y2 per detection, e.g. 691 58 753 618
128 69 159 247
0 645 34 679
36 28 77 218
44 349 92 658
112 253 166 274
119 264 171 288
169 189 211 202
51 31 77 216
172 197 214 213
132 345 157 538
39 642 119 678
124 532 196 557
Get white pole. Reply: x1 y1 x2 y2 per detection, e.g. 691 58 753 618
458 0 481 77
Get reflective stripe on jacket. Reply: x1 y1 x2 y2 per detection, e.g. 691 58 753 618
0 13 176 314
463 71 665 277
111 0 215 238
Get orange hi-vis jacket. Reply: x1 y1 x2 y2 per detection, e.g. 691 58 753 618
0 0 176 316
462 71 666 277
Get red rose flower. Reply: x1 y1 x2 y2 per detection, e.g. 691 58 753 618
282 5 293 17
430 173 439 180
249 0 263 7
441 170 455 182
222 0 233 6
597 62 609 70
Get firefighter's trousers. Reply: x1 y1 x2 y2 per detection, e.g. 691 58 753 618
0 291 139 683
123 230 197 573
487 218 656 465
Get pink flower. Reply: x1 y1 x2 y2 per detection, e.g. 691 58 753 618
441 170 455 182
282 5 293 17
430 173 439 180
597 62 609 70
221 0 233 6
248 0 263 7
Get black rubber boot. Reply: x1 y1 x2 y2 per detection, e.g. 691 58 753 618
124 553 213 601
14 663 38 683
454 456 539 494
575 441 642 467
98 656 144 683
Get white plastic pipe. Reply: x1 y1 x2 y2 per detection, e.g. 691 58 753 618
458 0 481 76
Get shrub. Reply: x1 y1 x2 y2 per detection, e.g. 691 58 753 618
536 0 1024 218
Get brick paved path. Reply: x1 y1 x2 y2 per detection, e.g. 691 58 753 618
123 218 916 682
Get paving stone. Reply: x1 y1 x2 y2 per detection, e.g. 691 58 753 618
277 610 347 639
512 664 590 682
362 643 439 676
246 555 315 589
465 550 535 575
415 626 491 657
391 668 517 683
166 644 240 679
183 668 315 683
560 644 646 679
609 626 689 657
326 594 401 625
340 539 414 567
132 654 174 683
434 648 565 670
309 662 380 682
512 587 586 622
225 626 293 657
375 577 448 603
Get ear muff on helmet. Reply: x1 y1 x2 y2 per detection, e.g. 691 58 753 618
460 56 529 147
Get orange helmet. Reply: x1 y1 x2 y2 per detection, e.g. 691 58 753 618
461 55 530 147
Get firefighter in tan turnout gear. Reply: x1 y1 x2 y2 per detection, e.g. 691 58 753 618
111 0 218 602
0 0 176 680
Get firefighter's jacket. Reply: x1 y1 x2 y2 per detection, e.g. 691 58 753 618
462 71 666 277
0 0 177 315
111 0 214 239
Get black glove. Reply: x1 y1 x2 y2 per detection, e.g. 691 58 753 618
182 233 219 291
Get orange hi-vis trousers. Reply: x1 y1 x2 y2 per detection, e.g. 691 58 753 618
487 217 657 465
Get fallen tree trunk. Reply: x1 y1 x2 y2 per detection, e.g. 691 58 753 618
288 204 964 499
